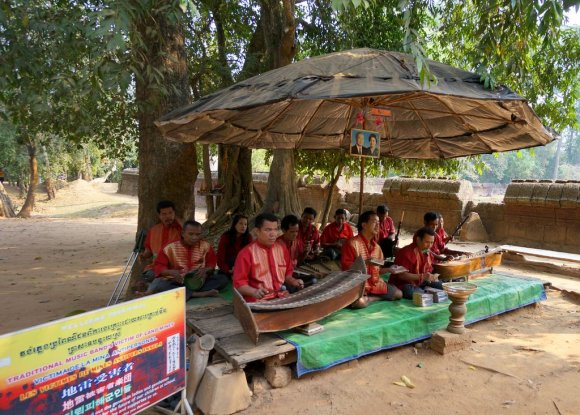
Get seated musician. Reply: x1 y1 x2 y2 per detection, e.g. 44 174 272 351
341 210 402 307
217 214 251 277
423 211 454 261
377 204 396 259
233 213 304 302
392 227 444 299
436 213 452 244
138 200 183 286
149 220 228 298
320 208 353 260
298 207 320 259
277 215 307 266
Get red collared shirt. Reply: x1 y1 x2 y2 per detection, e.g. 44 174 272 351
391 242 434 289
233 241 294 302
320 222 354 246
378 216 395 241
154 239 216 277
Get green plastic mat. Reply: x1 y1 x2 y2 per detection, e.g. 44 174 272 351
278 273 546 376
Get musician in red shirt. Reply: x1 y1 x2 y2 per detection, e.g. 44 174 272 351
217 214 251 277
320 208 353 260
139 200 183 284
424 211 457 261
277 215 306 266
392 227 444 299
377 204 396 259
234 213 304 302
298 207 320 257
149 220 228 298
341 210 402 307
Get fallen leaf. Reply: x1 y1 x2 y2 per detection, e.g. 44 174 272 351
392 381 407 387
401 375 415 389
417 362 424 368
469 365 476 371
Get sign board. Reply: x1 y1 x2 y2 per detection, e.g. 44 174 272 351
350 129 380 158
0 288 186 415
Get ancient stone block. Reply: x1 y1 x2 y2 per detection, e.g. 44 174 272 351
430 330 473 355
561 183 580 207
530 183 550 207
545 184 563 208
458 212 489 242
195 363 252 415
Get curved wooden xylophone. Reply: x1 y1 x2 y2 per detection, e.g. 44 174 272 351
233 257 368 343
434 248 503 281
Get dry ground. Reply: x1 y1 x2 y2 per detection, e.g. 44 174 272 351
0 181 578 415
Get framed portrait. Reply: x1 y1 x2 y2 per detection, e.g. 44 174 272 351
350 129 380 158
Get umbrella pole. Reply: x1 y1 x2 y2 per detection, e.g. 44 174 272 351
359 157 365 216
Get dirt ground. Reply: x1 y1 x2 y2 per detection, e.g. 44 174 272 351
1 181 579 415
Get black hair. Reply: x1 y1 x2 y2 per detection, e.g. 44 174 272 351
302 207 317 217
156 200 176 213
415 226 436 239
424 211 438 223
369 134 377 141
281 214 300 231
335 208 347 216
255 213 279 229
376 204 389 214
225 214 250 247
356 210 377 232
183 220 202 230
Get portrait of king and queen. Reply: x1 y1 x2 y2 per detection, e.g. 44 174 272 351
350 129 380 158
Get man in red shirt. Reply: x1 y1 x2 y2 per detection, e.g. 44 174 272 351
298 207 320 257
139 200 183 284
149 220 228 298
277 215 306 266
424 211 455 261
392 227 444 299
234 213 304 302
341 210 402 307
377 204 396 259
320 208 353 260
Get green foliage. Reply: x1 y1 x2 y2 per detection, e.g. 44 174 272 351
433 0 580 132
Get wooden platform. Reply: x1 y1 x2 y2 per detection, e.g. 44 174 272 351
500 245 580 264
186 305 295 369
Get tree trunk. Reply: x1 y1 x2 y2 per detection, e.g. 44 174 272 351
0 182 16 218
202 1 268 233
320 160 345 226
202 144 214 218
81 146 93 181
126 2 198 298
261 149 301 217
204 146 260 230
42 145 56 200
17 142 38 218
552 136 562 179
260 0 300 216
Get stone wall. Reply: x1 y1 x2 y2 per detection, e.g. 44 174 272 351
379 177 474 232
118 169 580 253
472 180 580 253
118 168 139 196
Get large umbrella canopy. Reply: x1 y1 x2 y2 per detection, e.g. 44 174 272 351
157 48 554 159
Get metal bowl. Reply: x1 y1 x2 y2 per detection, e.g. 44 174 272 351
442 282 477 296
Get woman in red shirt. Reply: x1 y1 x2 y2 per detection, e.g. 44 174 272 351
217 215 251 277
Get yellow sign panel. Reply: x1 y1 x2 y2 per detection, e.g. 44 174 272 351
0 288 186 415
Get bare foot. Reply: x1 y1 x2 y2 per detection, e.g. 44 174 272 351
350 296 369 309
190 289 219 298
